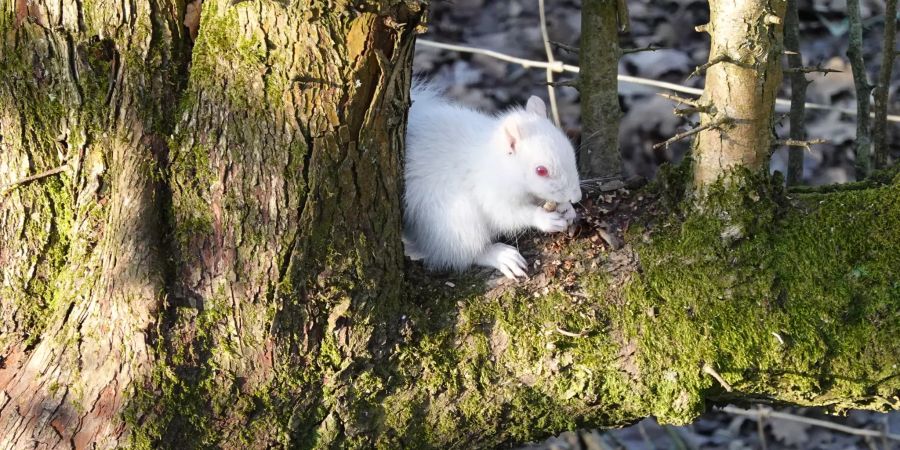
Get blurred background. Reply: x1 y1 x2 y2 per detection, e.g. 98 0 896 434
414 0 900 185
413 0 900 448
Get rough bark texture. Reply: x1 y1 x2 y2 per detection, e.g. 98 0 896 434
0 0 187 446
0 0 424 447
693 0 787 187
579 0 622 179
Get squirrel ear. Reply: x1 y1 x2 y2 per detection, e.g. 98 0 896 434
525 96 547 117
503 118 521 154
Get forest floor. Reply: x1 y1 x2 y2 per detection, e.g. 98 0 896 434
412 0 900 448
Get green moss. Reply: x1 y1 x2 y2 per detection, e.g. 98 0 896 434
625 168 900 423
188 5 267 109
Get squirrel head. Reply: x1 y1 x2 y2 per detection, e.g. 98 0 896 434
497 96 582 204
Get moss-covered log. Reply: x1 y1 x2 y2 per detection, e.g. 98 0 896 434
367 169 899 447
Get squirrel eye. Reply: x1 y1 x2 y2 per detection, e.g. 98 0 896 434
535 165 549 177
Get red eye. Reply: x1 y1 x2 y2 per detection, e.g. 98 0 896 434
536 166 549 177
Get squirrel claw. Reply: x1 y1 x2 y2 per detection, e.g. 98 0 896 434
476 243 528 279
535 207 569 233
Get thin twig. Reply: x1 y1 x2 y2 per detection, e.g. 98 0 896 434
414 39 900 122
657 92 704 108
702 364 733 392
538 0 561 126
1 164 68 196
873 0 898 169
546 79 579 88
555 327 587 338
775 138 826 150
688 54 731 80
783 66 842 74
722 406 900 441
550 40 578 54
652 117 730 150
621 44 663 55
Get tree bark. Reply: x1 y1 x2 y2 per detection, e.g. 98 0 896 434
0 0 188 445
1 0 423 447
847 0 873 179
784 0 808 186
579 0 623 180
692 0 787 187
1 0 898 449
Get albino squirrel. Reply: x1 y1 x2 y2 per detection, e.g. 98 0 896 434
403 84 582 279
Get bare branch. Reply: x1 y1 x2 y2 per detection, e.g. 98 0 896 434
414 39 900 123
549 40 578 54
0 164 69 196
723 406 900 442
688 54 732 80
538 0 561 126
774 138 827 152
621 44 664 55
652 117 731 150
783 65 842 75
555 327 588 338
545 79 579 88
657 92 704 108
702 364 733 392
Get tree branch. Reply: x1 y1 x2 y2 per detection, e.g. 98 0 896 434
538 0 561 127
783 65 841 74
0 164 68 196
873 0 899 170
621 44 663 55
652 117 731 150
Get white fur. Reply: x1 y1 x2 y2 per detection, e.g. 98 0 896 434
403 83 582 278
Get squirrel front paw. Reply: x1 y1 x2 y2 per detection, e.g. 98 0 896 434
557 202 577 224
475 243 528 279
534 207 569 233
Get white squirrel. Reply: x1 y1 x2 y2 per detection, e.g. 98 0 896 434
403 84 582 279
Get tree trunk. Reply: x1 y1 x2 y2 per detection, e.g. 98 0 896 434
1 0 898 449
692 0 787 187
579 0 623 180
1 0 188 445
0 0 423 447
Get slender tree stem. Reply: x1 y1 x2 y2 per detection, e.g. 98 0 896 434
873 0 898 169
538 0 561 127
785 0 809 186
579 0 623 179
847 0 874 179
